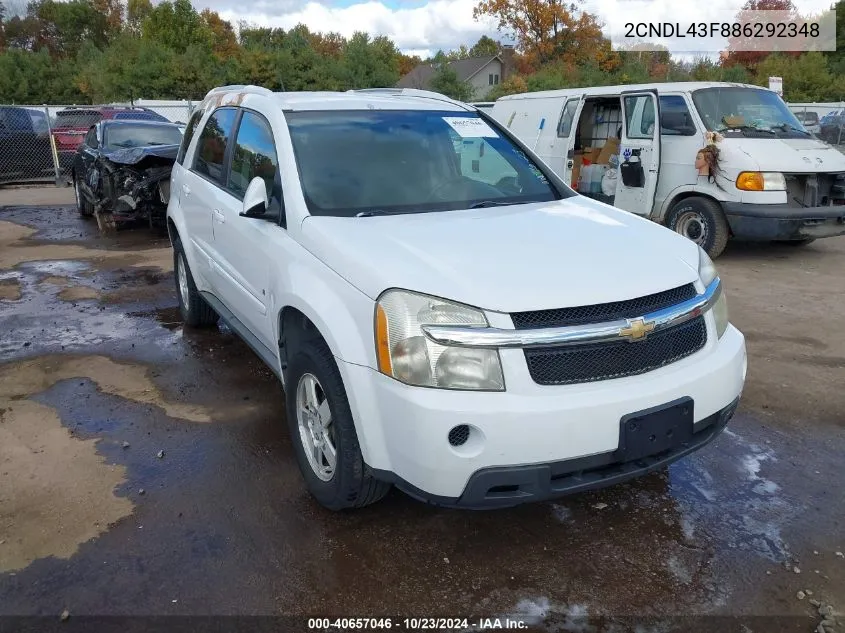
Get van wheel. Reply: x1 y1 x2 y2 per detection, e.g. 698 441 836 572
285 337 390 511
173 237 218 328
667 197 729 259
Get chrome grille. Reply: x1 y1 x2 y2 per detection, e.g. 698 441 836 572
511 283 697 329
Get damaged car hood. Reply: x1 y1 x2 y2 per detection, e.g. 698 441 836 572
101 144 180 165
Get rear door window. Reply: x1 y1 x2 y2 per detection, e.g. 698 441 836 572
191 107 238 185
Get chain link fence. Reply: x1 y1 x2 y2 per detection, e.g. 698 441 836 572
0 102 196 187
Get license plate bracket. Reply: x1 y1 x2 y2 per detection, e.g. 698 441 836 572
616 397 694 463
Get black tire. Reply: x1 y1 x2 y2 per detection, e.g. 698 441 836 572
774 238 816 247
666 196 730 259
285 337 390 510
73 173 94 218
173 237 218 328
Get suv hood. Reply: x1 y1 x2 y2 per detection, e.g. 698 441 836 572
300 196 701 313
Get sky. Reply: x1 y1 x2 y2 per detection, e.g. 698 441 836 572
208 0 836 59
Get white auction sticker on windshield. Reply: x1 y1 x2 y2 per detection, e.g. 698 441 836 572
443 117 499 138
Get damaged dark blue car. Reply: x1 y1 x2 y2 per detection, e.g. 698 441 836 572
71 119 184 232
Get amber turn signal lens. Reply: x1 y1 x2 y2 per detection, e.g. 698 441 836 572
375 304 392 375
736 171 764 191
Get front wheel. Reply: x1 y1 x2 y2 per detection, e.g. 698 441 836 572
73 173 93 218
285 338 390 510
666 196 730 259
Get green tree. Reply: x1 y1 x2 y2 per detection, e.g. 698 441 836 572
469 35 500 57
142 0 211 54
126 0 152 36
755 52 842 101
429 63 474 101
342 32 399 89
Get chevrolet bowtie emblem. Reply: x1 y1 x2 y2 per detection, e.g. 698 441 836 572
620 318 655 341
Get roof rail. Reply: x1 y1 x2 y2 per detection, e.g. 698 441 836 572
203 85 274 99
348 88 472 109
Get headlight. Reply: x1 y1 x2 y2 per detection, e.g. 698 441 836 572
698 247 729 338
735 171 786 191
375 289 504 391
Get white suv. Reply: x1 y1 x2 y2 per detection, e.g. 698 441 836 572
167 85 747 511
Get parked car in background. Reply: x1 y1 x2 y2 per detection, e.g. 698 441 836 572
53 106 171 172
24 108 50 138
819 110 845 144
0 106 54 185
72 119 183 231
792 110 820 136
166 85 746 511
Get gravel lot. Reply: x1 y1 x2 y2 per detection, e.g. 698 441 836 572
0 186 843 632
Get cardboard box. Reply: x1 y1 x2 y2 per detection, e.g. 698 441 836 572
582 147 600 164
595 137 620 165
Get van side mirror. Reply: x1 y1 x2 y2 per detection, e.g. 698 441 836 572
240 177 268 218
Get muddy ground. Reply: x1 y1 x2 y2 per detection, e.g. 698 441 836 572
0 187 843 632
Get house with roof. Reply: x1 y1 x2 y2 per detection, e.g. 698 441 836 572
396 47 515 100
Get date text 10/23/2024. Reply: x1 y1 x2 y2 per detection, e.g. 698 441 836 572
308 618 530 630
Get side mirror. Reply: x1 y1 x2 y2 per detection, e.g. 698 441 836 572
240 177 269 217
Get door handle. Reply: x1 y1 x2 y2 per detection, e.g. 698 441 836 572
182 184 191 197
212 209 225 224
566 160 574 168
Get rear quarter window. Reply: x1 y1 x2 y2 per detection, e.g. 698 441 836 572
176 109 203 165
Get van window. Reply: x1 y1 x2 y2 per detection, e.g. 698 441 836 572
659 96 696 136
557 99 579 138
692 87 808 138
192 107 238 185
624 95 654 139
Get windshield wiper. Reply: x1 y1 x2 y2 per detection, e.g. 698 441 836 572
354 209 407 217
773 123 811 137
469 200 535 209
720 125 777 136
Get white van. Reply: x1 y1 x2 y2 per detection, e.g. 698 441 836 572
489 82 845 257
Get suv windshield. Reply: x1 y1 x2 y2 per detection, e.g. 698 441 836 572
55 111 102 128
104 124 183 149
285 110 564 216
692 87 809 138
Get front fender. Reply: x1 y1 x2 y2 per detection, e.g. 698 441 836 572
274 257 376 369
656 184 736 223
272 256 388 467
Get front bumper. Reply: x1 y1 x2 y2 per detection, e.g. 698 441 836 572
339 323 746 504
377 397 738 509
723 202 845 241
